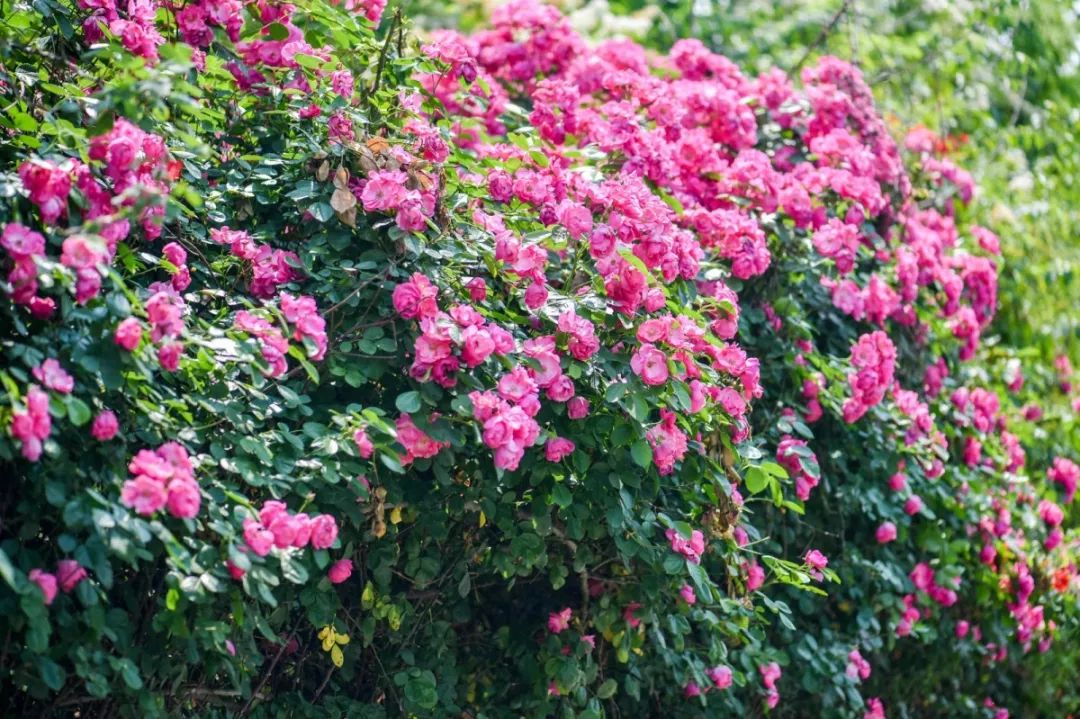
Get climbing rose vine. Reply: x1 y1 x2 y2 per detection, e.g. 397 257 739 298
0 0 1075 717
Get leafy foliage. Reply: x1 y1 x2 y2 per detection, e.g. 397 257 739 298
0 1 1075 718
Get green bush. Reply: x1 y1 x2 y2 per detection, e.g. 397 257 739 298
0 0 1075 717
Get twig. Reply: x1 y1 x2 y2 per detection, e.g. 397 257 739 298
790 0 852 75
312 665 335 703
237 628 296 718
370 8 402 98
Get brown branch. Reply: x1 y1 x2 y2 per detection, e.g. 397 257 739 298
236 628 297 718
790 0 852 76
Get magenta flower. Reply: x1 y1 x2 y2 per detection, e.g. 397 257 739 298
56 559 87 593
544 437 575 462
29 569 58 605
875 522 897 544
547 607 571 634
309 514 339 550
706 665 732 690
353 428 375 459
91 410 119 441
114 318 144 351
328 559 353 584
32 359 74 394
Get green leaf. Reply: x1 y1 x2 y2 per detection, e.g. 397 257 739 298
404 670 438 709
38 657 65 691
293 53 324 69
117 659 143 690
280 553 310 584
395 391 421 414
630 440 652 469
551 483 573 509
266 22 289 40
744 466 768 494
65 396 92 426
0 549 17 589
309 202 334 222
597 678 618 699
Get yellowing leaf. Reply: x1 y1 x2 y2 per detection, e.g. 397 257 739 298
332 166 349 189
335 632 350 646
389 506 402 524
330 187 356 213
330 644 344 668
478 511 486 528
361 582 375 609
337 206 357 227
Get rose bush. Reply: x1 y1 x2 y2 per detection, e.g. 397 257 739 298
0 0 1075 717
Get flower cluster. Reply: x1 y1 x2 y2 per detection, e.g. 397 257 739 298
280 293 328 361
241 501 339 558
209 227 302 299
234 310 290 377
665 527 706 564
0 223 52 317
28 559 88 606
396 274 515 386
121 442 200 518
843 331 897 422
776 436 821 500
9 386 52 461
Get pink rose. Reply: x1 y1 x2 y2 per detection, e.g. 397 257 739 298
292 513 313 548
630 344 669 386
1 223 45 259
567 397 589 419
805 549 828 580
679 584 696 605
547 607 571 633
29 569 58 605
875 521 897 543
556 201 592 239
544 437 575 462
744 561 765 591
524 281 548 309
32 359 74 394
158 342 183 371
268 511 303 547
121 474 168 515
466 277 487 302
904 495 923 516
353 428 374 459
309 514 339 549
243 519 274 557
545 374 574 403
56 559 87 593
91 410 119 441
114 317 143 351
497 368 536 403
483 413 513 449
460 326 495 367
706 665 732 690
328 559 353 584
166 479 201 518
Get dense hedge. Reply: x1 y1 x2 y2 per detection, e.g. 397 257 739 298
0 0 1075 717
